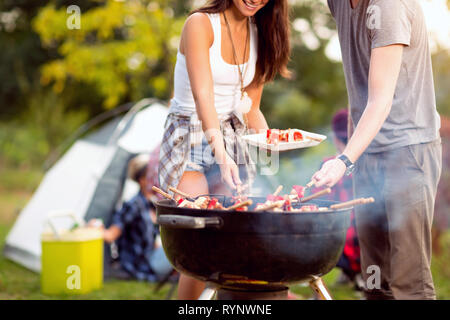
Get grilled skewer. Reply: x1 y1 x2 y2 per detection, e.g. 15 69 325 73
305 181 315 190
226 199 253 211
156 185 375 213
152 186 174 200
330 197 375 210
290 181 315 200
255 200 285 212
300 188 332 203
273 185 283 197
168 186 195 201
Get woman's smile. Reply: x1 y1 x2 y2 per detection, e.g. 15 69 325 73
243 0 259 10
241 0 267 12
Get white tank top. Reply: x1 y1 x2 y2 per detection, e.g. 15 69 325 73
170 13 258 116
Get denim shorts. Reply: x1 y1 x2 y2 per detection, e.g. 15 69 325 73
185 138 222 183
159 112 255 193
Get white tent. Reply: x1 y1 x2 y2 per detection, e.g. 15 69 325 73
3 100 168 272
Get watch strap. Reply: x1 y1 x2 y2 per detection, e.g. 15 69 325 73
338 154 355 176
337 154 353 168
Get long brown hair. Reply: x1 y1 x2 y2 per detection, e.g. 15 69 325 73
191 0 291 84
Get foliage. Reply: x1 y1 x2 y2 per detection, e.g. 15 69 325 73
33 0 185 109
0 0 448 170
0 122 49 168
260 1 348 132
0 89 87 168
0 0 48 119
433 50 450 117
25 0 347 129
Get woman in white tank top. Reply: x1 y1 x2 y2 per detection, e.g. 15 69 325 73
159 0 291 298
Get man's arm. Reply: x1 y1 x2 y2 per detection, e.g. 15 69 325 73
347 105 354 139
102 200 140 243
312 44 404 187
342 44 404 163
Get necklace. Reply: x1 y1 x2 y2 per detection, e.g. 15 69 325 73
223 12 253 118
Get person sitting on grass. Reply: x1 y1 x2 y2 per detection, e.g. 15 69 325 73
90 154 172 282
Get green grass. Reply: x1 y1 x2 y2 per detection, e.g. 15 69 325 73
1 167 449 300
430 233 450 299
0 223 173 300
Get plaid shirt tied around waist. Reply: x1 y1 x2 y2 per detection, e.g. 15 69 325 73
158 112 256 194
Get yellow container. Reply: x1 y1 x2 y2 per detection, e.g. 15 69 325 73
41 219 103 295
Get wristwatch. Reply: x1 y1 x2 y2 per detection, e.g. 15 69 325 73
337 154 355 176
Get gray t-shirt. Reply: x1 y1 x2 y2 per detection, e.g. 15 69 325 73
328 0 440 153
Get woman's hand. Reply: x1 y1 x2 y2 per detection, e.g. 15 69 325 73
216 150 242 190
311 158 346 188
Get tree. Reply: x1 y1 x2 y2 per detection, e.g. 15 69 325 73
260 0 348 132
33 0 185 110
0 0 49 118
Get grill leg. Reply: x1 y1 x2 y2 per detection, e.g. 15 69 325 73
198 284 217 300
216 288 288 300
309 276 333 300
166 282 177 300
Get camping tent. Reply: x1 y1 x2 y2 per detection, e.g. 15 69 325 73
3 100 168 272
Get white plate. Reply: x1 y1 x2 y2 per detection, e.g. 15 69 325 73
243 130 327 151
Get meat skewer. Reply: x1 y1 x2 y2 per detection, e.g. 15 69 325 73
168 186 217 209
153 185 228 210
289 182 314 202
255 185 289 212
300 188 332 203
304 181 315 191
168 186 195 201
226 199 253 211
273 185 283 197
255 200 284 212
330 197 375 210
152 186 174 200
154 185 374 213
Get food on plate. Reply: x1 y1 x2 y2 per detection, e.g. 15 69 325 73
266 129 304 145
